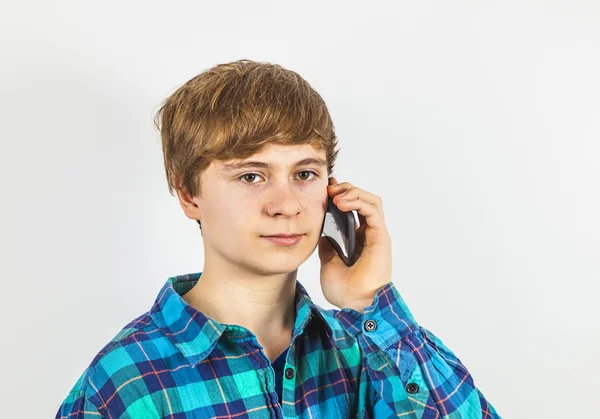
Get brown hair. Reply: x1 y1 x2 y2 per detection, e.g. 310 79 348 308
153 59 340 210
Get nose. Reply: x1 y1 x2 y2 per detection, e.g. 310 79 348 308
265 183 303 218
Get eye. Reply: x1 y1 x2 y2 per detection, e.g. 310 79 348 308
240 173 261 184
297 170 317 182
238 170 319 185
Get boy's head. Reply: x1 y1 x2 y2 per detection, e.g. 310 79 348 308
153 59 339 274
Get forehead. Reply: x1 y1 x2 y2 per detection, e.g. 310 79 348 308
216 144 327 171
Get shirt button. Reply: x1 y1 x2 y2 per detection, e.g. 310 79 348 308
285 368 295 379
364 320 377 332
406 383 419 394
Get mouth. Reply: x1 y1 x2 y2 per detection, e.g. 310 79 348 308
261 234 305 246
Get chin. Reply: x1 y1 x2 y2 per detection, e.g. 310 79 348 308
253 247 308 271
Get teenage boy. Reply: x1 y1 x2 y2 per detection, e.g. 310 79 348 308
56 59 501 418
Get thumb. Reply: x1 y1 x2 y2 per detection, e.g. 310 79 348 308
318 236 337 264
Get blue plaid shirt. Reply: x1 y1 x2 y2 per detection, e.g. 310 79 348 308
56 272 501 418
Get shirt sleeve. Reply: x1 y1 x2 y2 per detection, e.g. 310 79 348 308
335 281 502 418
55 389 104 418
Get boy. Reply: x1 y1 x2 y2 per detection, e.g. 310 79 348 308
56 59 501 418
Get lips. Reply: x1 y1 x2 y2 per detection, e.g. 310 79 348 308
261 235 304 246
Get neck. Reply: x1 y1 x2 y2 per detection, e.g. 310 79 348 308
181 267 298 341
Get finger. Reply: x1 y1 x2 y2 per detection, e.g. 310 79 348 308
317 236 338 264
335 197 386 231
333 187 382 211
328 183 355 201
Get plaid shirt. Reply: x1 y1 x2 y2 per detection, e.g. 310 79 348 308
56 272 501 418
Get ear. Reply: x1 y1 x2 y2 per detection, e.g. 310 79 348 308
176 186 202 222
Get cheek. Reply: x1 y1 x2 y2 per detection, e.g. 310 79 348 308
222 201 251 223
310 198 327 224
311 196 327 212
205 193 247 224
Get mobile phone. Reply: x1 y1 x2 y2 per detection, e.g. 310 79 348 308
320 195 357 266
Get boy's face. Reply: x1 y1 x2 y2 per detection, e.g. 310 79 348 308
179 143 330 275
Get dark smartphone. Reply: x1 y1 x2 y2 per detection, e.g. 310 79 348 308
320 195 357 266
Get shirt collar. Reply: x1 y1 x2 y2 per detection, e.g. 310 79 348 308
150 272 334 367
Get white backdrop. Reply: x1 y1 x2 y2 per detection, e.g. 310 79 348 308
1 1 598 418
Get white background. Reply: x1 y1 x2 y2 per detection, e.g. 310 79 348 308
1 1 598 417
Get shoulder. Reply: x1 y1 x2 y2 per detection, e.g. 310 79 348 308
65 310 172 397
312 305 363 350
58 309 183 417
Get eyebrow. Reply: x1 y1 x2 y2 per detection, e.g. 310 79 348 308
220 157 328 172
